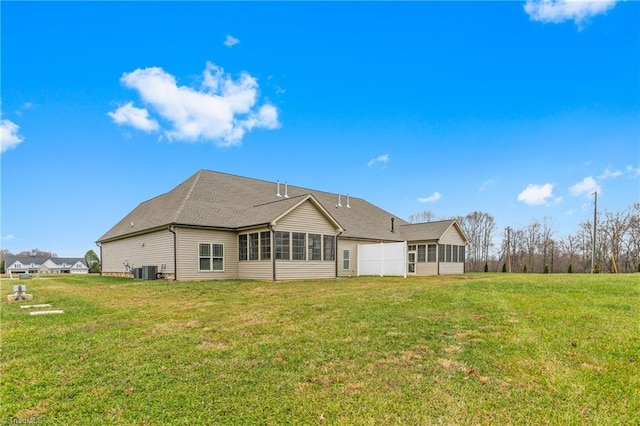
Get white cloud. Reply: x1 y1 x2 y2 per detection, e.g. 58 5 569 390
3 234 16 241
418 192 442 203
626 165 640 176
109 62 279 146
479 179 496 192
569 176 601 197
524 0 619 26
108 102 159 132
0 119 25 152
223 35 240 48
367 154 389 167
517 183 555 205
599 167 623 179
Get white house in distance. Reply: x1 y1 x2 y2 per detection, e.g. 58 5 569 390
96 169 468 281
5 257 89 275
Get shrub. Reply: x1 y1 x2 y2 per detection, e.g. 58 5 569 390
544 264 549 274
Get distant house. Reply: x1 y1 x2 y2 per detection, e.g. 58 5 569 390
96 169 468 281
5 257 89 275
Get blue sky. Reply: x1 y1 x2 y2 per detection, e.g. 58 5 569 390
1 1 638 257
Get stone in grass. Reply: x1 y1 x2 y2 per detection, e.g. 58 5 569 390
29 310 64 316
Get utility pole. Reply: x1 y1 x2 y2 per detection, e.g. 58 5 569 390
506 227 512 273
591 191 598 274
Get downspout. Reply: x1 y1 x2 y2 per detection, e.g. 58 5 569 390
95 242 102 276
335 231 343 278
437 239 440 275
268 224 276 281
168 224 177 281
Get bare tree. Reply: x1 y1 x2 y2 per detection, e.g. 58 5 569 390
458 211 495 272
408 210 436 223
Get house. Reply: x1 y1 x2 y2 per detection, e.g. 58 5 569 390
5 257 89 275
96 169 468 281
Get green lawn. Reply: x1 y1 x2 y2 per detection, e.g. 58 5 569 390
2 273 639 425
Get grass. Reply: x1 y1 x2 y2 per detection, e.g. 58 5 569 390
1 273 639 425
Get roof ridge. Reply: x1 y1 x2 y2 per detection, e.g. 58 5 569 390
252 193 309 208
399 219 454 226
172 170 202 223
199 169 366 201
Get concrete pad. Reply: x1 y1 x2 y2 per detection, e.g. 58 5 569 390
29 310 64 316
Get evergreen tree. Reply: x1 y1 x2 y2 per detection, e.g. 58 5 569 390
85 250 100 273
502 263 507 273
544 264 549 274
568 264 573 274
523 265 527 273
484 261 489 272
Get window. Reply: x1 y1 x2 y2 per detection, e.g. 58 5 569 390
323 235 335 261
453 245 458 263
292 232 306 260
200 243 211 270
275 231 290 260
343 249 350 270
446 245 452 262
408 244 417 251
417 245 426 263
309 233 321 260
238 235 248 261
459 246 465 263
200 243 224 271
439 244 445 262
427 244 437 262
260 231 271 260
249 233 259 261
212 244 224 271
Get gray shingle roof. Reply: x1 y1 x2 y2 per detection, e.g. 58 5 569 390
397 220 468 243
97 169 464 244
5 257 87 267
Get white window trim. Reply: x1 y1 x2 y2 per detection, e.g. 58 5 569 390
198 242 225 272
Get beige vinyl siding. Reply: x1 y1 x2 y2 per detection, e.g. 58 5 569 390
439 262 464 274
337 239 373 277
176 228 238 281
238 261 273 280
274 261 335 280
101 229 174 275
439 226 467 245
438 226 466 275
272 200 338 280
274 200 336 234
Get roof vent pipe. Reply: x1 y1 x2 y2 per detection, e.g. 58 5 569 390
336 194 342 208
346 194 351 208
276 181 282 197
284 182 289 198
391 217 395 233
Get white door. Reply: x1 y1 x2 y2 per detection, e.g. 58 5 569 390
408 251 416 274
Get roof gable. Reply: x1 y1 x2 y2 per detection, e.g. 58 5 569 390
398 219 469 244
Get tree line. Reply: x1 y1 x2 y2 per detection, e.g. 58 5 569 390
409 203 640 273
